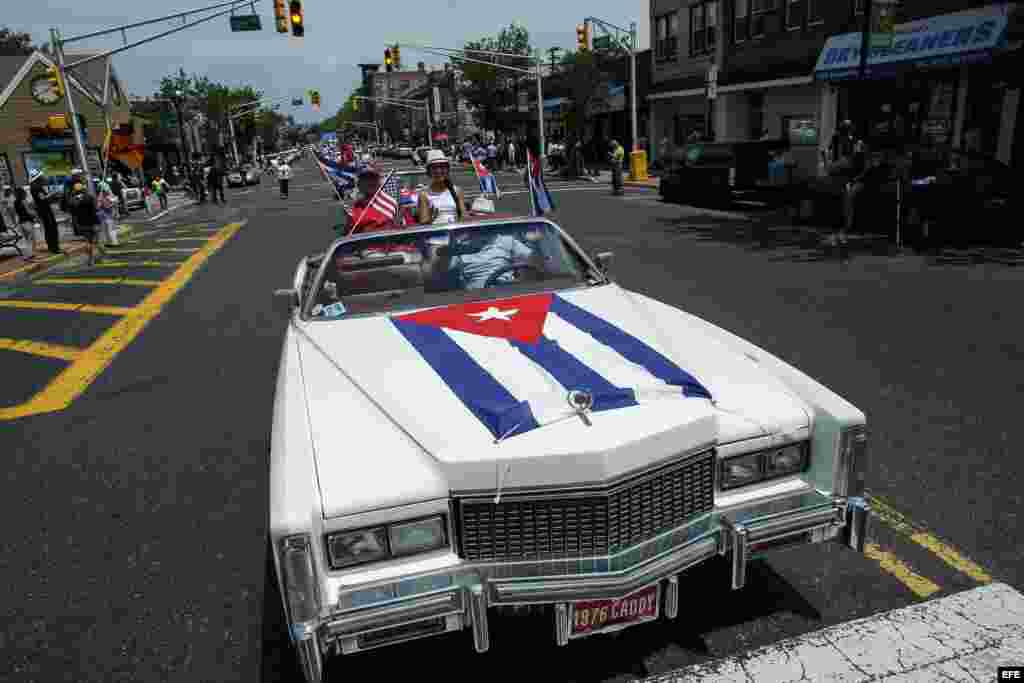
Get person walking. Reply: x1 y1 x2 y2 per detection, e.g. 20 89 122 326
276 158 292 199
486 139 498 172
66 183 101 265
95 180 120 247
207 162 225 204
110 174 125 218
609 140 625 196
507 138 517 171
28 170 62 254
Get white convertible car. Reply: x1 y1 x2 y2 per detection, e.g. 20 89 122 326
269 217 870 682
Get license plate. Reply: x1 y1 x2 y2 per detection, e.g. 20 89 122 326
568 583 661 639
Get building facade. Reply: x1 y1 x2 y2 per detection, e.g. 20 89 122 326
0 50 139 191
647 0 1023 177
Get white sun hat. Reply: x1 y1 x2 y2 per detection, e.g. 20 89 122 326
424 149 449 167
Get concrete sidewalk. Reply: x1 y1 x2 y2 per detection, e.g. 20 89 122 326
642 582 1024 682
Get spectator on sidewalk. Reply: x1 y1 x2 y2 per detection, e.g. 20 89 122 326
67 183 101 265
96 181 120 247
507 138 517 171
609 140 625 196
11 187 38 260
29 170 61 254
110 174 125 217
1 185 17 229
207 162 225 204
486 140 498 172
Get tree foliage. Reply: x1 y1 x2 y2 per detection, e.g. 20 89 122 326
157 69 264 155
556 49 614 141
454 22 532 132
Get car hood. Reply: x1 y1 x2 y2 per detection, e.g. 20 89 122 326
293 285 810 517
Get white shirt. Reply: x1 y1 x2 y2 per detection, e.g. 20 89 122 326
425 186 459 225
276 164 292 181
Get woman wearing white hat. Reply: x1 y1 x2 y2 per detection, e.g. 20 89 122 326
418 150 466 225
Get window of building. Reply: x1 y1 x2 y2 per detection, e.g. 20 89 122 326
735 0 749 42
784 115 818 145
655 12 679 61
751 0 777 37
786 0 804 29
690 1 718 55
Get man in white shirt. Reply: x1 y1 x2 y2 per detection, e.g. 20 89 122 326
276 160 292 198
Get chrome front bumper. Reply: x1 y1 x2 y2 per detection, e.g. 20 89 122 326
292 494 870 681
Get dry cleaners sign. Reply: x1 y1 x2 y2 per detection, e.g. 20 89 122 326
814 6 1011 81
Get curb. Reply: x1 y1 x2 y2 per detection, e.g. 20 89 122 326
0 224 138 283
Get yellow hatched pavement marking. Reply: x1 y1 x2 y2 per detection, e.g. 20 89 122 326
93 260 178 268
0 300 133 315
868 493 993 584
154 237 211 242
0 221 244 421
864 542 941 598
0 337 82 362
102 248 196 254
35 277 161 287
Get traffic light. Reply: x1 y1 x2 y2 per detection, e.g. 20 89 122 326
576 22 591 51
273 0 288 33
392 45 401 69
352 97 360 112
45 65 65 98
384 48 393 72
289 1 304 37
310 90 320 111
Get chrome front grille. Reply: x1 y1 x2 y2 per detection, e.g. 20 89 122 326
457 450 716 562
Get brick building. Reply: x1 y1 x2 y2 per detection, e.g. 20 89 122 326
647 0 1023 177
0 49 139 192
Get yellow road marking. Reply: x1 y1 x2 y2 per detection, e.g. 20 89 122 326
102 248 196 254
0 252 72 280
0 337 82 362
868 494 993 584
154 237 210 242
864 542 941 598
35 277 161 287
0 300 133 315
93 260 178 268
0 221 244 420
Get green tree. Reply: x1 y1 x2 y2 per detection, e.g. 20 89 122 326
157 69 263 156
454 22 531 132
0 27 42 56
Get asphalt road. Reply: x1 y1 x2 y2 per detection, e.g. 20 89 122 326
1 157 1019 682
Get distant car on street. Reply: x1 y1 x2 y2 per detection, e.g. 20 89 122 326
243 165 261 185
226 169 246 188
122 185 145 212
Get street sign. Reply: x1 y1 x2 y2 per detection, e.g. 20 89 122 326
592 35 612 51
230 14 262 31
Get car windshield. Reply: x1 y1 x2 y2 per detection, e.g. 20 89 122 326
309 220 597 318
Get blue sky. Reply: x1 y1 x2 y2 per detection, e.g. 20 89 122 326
10 0 649 124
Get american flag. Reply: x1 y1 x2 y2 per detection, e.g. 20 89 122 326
374 172 402 225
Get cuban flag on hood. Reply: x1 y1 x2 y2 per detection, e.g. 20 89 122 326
391 292 711 440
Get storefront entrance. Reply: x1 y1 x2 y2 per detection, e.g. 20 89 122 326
837 70 959 149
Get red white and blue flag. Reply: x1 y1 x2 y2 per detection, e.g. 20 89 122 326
470 151 500 197
525 148 554 216
390 293 711 440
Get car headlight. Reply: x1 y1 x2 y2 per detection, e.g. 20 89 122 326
719 442 811 491
326 515 448 569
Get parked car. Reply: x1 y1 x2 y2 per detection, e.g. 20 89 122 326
659 138 792 207
412 146 433 165
122 185 145 212
267 216 870 681
243 165 261 185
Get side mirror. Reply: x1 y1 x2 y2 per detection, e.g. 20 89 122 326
594 251 614 275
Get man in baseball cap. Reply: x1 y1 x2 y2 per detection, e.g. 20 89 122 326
28 169 62 254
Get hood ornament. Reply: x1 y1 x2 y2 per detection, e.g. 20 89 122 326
568 389 594 427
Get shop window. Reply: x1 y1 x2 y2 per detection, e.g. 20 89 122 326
655 12 679 61
784 115 818 146
734 0 749 42
786 0 804 29
690 1 718 56
751 0 778 38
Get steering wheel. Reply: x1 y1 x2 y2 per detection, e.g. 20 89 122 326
483 263 544 288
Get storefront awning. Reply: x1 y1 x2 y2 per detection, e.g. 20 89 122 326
814 4 1018 82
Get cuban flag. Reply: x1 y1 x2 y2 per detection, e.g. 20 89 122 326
390 293 711 440
471 152 500 197
525 148 555 216
315 155 356 193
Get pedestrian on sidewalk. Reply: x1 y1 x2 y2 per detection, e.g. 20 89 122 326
207 162 225 204
12 187 39 259
29 170 61 254
276 159 292 199
486 140 498 172
1 185 17 229
507 138 517 171
110 174 125 218
96 181 120 246
609 140 625 196
67 183 101 265
153 176 169 211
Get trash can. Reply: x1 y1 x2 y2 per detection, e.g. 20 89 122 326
629 151 649 181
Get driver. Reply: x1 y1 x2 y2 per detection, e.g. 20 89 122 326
427 226 545 290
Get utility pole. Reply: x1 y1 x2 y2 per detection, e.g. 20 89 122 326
857 0 874 143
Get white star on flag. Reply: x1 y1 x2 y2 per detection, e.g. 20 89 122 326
468 307 519 322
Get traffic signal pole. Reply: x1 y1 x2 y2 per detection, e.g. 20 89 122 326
51 0 260 194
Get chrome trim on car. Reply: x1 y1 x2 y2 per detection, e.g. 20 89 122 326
664 575 679 620
727 521 748 590
842 496 870 553
469 585 489 653
324 589 464 640
554 603 570 646
295 635 323 683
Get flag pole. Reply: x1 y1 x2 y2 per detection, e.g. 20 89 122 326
526 149 537 217
309 148 344 202
348 169 395 236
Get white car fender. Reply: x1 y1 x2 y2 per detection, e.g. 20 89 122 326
627 292 866 494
